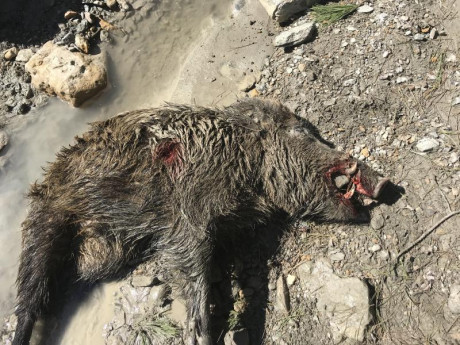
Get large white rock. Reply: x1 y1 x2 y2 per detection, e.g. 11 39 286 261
25 41 107 107
297 259 372 343
273 21 316 47
259 0 319 23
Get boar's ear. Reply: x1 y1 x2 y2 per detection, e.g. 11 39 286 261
152 138 185 180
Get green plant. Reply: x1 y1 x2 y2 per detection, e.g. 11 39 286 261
311 3 358 25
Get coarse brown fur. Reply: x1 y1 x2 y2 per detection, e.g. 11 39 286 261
13 99 388 345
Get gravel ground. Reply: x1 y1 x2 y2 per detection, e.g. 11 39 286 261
1 0 460 344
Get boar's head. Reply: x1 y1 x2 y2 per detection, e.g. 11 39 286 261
232 99 389 223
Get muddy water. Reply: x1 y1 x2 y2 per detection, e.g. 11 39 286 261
0 0 234 342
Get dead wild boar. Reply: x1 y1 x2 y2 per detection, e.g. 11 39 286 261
12 99 389 345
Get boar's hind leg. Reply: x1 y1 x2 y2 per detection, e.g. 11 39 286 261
164 227 213 345
13 211 76 345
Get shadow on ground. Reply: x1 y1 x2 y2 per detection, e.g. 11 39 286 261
0 0 83 45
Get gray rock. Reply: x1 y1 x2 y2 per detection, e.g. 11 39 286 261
357 4 374 13
131 275 155 287
449 152 459 164
416 137 439 152
328 250 345 262
369 244 381 252
275 275 290 313
25 41 107 107
149 284 168 305
106 0 118 9
224 329 250 345
448 285 460 314
413 33 426 41
15 49 34 63
297 259 372 342
273 21 316 48
0 130 8 152
370 213 385 230
238 74 258 92
259 0 320 23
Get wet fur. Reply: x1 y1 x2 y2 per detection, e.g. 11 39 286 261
13 99 384 345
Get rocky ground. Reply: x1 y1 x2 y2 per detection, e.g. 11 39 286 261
1 0 460 344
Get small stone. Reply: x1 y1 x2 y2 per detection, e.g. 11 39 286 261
238 74 257 92
275 275 290 313
224 329 250 345
286 274 296 286
248 89 259 98
84 12 96 24
369 244 381 252
4 47 18 61
64 10 79 20
149 284 168 305
413 33 426 41
323 98 336 107
131 275 155 287
449 152 459 164
305 70 316 81
75 34 89 54
448 285 460 314
445 53 457 63
371 213 385 230
357 4 373 13
0 130 9 152
361 147 370 158
429 28 438 39
273 21 316 48
343 78 356 87
15 49 34 63
106 0 118 9
396 76 408 84
416 137 440 152
382 51 390 58
452 97 460 106
329 250 345 262
298 63 306 72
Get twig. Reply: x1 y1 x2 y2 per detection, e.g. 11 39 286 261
395 210 460 262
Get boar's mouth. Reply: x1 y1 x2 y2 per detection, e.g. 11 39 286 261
327 161 390 211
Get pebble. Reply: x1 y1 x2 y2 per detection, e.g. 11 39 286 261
0 130 8 152
4 47 18 61
64 10 79 20
445 53 457 63
413 33 426 41
131 275 155 287
75 34 89 54
369 244 381 252
15 49 34 63
371 213 385 230
416 137 439 152
238 74 257 92
452 97 460 106
449 152 459 164
382 51 390 58
448 285 460 314
357 4 374 13
429 28 438 39
286 274 296 286
329 250 345 262
106 0 118 9
298 63 306 72
343 78 356 87
396 76 408 84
